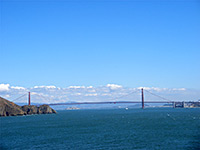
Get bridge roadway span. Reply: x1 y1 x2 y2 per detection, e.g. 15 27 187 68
47 101 172 106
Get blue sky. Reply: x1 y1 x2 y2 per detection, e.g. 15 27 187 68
1 0 200 89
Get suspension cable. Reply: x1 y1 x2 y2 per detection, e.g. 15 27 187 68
109 89 140 101
144 90 171 102
12 94 27 102
33 93 50 101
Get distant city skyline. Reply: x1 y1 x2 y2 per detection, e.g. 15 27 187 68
1 0 200 89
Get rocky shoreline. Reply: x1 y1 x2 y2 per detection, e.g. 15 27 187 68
0 97 56 117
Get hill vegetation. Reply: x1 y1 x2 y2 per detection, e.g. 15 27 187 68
0 97 56 117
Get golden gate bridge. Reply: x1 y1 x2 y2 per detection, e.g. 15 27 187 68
11 88 188 109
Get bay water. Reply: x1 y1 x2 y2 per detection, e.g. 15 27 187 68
0 108 200 150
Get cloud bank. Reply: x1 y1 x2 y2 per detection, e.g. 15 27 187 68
0 83 199 104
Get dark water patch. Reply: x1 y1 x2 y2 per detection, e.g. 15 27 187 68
0 108 200 150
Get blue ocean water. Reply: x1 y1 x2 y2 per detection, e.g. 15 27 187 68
0 108 200 150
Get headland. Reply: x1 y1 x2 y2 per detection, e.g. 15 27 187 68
0 97 56 117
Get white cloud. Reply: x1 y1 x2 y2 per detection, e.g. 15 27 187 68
172 88 186 91
106 84 122 90
85 93 98 96
0 83 199 103
137 87 170 92
68 86 85 89
137 87 187 92
0 84 10 91
88 89 96 92
74 93 82 96
33 85 57 89
30 92 38 95
137 87 161 91
87 86 93 88
137 87 151 90
11 86 26 90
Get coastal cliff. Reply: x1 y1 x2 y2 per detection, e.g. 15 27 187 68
21 104 56 114
0 97 56 117
0 97 25 116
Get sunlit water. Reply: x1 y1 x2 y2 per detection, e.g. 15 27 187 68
1 108 200 150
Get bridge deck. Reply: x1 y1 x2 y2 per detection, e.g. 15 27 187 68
47 101 172 105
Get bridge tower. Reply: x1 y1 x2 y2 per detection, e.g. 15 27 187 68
28 92 31 106
141 88 144 109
